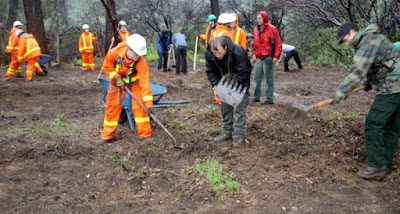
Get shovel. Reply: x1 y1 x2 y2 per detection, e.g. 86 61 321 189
286 85 366 120
216 76 247 108
124 86 185 149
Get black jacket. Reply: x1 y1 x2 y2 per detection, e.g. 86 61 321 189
205 36 251 90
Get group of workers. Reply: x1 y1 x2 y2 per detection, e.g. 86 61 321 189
3 10 400 180
201 11 400 180
4 21 44 81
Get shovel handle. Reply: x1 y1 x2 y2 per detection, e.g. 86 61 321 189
313 85 366 110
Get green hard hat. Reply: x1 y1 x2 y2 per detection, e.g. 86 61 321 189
207 14 217 22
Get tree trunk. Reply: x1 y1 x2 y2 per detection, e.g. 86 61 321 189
105 2 113 52
23 0 49 54
54 0 61 65
6 0 18 30
210 0 220 16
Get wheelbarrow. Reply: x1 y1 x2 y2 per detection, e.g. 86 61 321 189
98 78 190 131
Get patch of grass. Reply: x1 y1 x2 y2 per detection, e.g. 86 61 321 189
0 127 26 138
345 112 361 119
29 115 78 138
49 114 69 126
176 191 184 199
170 120 190 134
195 159 241 200
110 153 130 170
248 108 270 123
321 110 343 121
204 105 220 118
312 145 321 152
166 107 178 115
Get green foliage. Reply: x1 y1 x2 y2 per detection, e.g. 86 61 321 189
49 114 69 126
297 27 353 67
195 159 241 200
0 127 25 138
109 153 129 169
146 44 159 63
346 112 361 119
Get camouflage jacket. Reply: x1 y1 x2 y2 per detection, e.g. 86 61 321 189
334 24 400 101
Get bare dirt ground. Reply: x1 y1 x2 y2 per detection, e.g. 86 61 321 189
0 61 399 214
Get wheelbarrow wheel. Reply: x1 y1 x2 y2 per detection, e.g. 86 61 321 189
119 110 128 124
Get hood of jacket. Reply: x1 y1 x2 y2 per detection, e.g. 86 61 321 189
351 24 381 47
257 11 269 26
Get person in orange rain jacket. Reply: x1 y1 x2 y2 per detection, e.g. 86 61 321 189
109 20 131 50
78 24 96 71
16 31 44 81
209 13 232 42
229 13 247 50
5 21 23 78
198 14 218 48
99 34 153 144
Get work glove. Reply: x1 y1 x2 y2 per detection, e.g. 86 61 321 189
115 76 125 87
364 82 372 92
213 86 222 105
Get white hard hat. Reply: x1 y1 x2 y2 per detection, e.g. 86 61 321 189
82 24 90 29
13 21 23 27
217 13 236 24
126 34 147 56
118 20 127 26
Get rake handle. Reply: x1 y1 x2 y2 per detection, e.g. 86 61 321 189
312 85 366 110
123 86 179 147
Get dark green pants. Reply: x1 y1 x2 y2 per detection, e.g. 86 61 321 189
365 93 400 168
253 57 275 102
220 94 249 139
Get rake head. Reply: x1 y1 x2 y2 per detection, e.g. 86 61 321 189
216 76 247 108
284 101 313 121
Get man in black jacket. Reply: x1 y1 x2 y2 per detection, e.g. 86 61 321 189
205 36 251 147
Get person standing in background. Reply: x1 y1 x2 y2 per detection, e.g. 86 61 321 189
172 27 188 75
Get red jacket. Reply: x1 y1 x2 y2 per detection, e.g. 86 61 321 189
253 11 282 60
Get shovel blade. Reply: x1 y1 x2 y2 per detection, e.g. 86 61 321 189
216 77 246 108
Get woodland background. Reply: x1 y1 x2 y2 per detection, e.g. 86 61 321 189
1 0 400 68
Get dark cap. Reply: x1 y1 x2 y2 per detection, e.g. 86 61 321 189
337 22 359 45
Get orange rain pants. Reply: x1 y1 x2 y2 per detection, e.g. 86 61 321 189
81 52 94 71
26 57 43 81
101 81 152 140
6 55 22 78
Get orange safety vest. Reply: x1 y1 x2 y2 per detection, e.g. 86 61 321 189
102 42 153 108
119 30 130 42
209 25 230 42
199 24 218 48
17 34 42 62
5 27 20 54
79 32 96 53
230 27 247 50
111 30 131 45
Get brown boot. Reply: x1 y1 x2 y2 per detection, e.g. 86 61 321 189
96 139 113 145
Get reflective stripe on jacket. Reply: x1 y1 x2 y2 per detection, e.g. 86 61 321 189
79 32 96 53
17 34 42 62
5 27 20 54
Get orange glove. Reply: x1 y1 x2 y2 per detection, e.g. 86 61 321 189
213 86 222 105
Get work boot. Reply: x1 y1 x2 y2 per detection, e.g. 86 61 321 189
252 99 260 103
96 138 113 145
232 137 244 148
261 100 274 105
357 165 389 179
213 132 231 142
